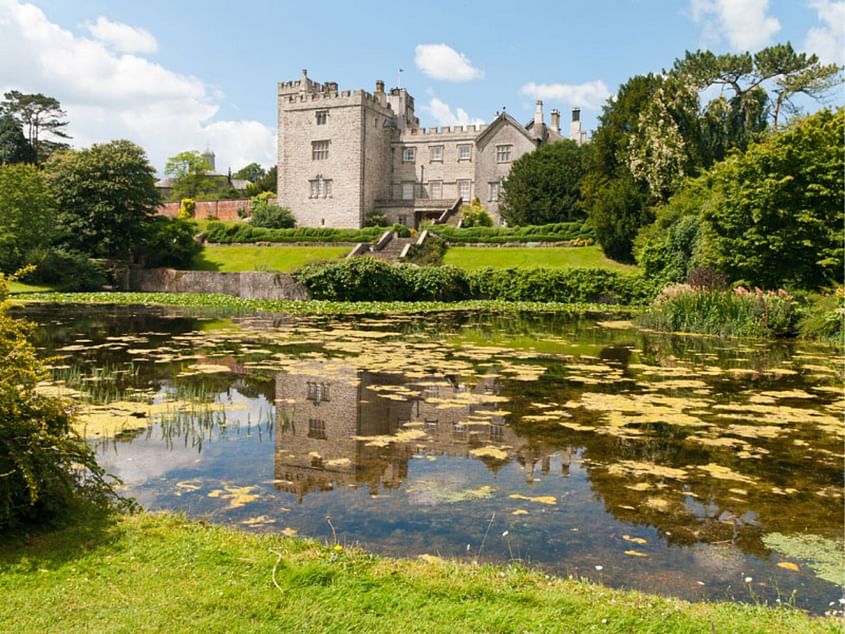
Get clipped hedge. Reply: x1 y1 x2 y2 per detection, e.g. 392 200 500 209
292 257 654 304
202 222 386 244
429 221 594 244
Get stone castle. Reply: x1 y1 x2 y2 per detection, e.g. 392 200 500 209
277 70 586 228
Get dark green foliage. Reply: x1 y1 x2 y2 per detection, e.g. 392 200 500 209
141 217 201 269
0 115 35 165
500 140 587 225
246 165 277 196
202 222 385 244
0 274 119 530
250 199 296 229
467 267 656 304
637 285 800 337
428 221 592 244
292 258 655 304
584 173 651 263
404 233 446 265
796 291 844 342
363 211 389 227
0 164 55 273
23 248 107 291
233 162 266 183
701 109 844 289
390 223 411 238
46 140 160 261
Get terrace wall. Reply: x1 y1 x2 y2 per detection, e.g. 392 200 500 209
129 268 310 300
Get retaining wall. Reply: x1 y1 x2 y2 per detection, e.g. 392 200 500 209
158 199 270 222
130 268 310 301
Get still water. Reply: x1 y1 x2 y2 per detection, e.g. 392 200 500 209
17 303 845 614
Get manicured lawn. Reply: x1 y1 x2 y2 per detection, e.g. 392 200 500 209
0 513 834 634
443 246 636 272
190 245 349 272
7 281 57 294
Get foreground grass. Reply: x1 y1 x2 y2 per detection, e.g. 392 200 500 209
443 246 636 272
190 245 350 272
12 292 637 315
0 513 834 634
7 280 57 294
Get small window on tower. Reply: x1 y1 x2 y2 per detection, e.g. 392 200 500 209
316 110 328 125
402 147 416 162
457 144 472 161
312 140 329 160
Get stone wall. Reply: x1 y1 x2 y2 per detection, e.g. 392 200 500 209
130 268 310 300
157 199 255 221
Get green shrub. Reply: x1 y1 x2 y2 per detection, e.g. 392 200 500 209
141 217 201 269
250 195 295 229
429 221 593 244
364 211 389 227
460 199 493 227
23 248 107 291
637 284 800 337
202 222 384 244
0 271 121 530
404 233 447 266
796 290 844 342
292 258 653 304
178 198 195 219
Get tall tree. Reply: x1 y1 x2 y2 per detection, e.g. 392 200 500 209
0 163 55 272
246 165 277 195
0 115 35 165
164 150 219 200
500 140 587 225
0 91 70 163
233 162 266 183
46 140 160 260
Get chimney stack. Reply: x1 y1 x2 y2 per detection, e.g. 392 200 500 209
534 100 544 128
550 109 560 134
569 108 584 144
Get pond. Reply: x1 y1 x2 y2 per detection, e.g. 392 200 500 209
17 303 845 614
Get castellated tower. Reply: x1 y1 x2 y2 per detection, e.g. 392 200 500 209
277 70 399 228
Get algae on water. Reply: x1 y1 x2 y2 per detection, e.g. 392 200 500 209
762 532 845 586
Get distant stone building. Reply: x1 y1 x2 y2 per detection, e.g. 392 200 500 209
277 70 586 228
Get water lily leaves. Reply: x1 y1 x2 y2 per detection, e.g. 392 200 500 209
208 485 261 509
508 494 557 505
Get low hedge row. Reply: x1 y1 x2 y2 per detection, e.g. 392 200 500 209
428 221 594 244
292 257 655 304
202 222 387 244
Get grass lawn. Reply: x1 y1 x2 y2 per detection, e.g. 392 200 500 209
190 245 349 272
0 513 835 634
7 280 57 294
443 246 636 272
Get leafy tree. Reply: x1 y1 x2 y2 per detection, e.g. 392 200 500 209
673 43 842 131
233 162 266 183
583 172 651 263
701 109 844 289
0 91 70 163
0 115 35 165
246 165 277 195
0 164 55 272
141 217 201 268
500 140 587 225
164 150 219 200
46 140 160 260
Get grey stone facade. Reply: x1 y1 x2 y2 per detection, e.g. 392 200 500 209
277 70 576 228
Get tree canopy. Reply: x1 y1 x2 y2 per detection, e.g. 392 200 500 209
0 163 55 272
0 115 35 165
233 162 266 183
0 91 70 164
46 140 160 260
500 140 587 225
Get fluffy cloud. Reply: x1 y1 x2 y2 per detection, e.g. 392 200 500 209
804 0 845 64
85 16 157 54
423 97 485 128
519 81 610 110
0 0 275 172
415 44 484 82
690 0 781 51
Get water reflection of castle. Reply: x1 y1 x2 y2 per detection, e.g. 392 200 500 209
274 360 571 501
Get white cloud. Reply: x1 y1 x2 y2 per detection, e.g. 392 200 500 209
0 0 275 172
85 16 157 54
804 0 845 64
423 97 485 127
690 0 781 51
519 81 610 110
414 44 484 82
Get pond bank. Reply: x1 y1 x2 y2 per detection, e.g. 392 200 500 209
0 513 837 633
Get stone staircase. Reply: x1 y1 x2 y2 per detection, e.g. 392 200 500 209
347 231 413 263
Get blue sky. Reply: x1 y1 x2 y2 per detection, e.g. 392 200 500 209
0 0 841 174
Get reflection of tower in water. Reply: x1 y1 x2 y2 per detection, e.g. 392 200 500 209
274 361 570 501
